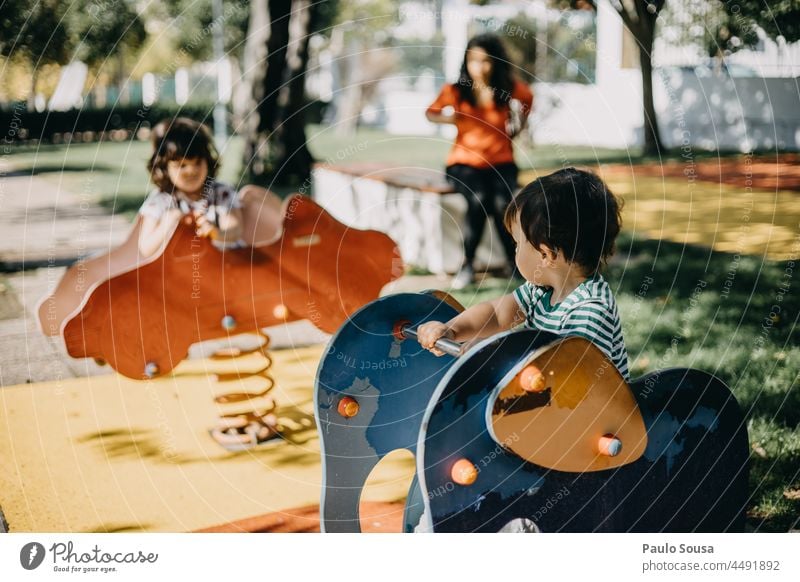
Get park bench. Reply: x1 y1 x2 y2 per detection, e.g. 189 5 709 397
312 162 508 275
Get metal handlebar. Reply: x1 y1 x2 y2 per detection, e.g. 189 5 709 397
401 325 464 357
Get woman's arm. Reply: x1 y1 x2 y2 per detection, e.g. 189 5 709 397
426 84 457 126
137 208 183 258
508 81 534 138
426 109 457 125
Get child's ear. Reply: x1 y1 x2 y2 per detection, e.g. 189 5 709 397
539 244 558 264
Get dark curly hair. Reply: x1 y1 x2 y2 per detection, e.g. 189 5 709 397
504 168 623 275
147 117 219 193
455 33 514 108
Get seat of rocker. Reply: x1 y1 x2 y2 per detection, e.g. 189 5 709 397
38 190 402 379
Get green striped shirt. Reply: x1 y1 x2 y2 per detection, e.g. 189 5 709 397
512 274 630 380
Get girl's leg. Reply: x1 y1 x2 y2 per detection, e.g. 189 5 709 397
486 163 519 268
446 164 490 268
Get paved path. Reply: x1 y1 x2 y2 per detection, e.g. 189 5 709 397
0 166 130 385
0 168 130 269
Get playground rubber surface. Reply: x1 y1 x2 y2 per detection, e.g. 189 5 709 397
0 345 415 532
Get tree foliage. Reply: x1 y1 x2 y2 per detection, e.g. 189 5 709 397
0 0 71 65
68 0 146 68
720 0 800 43
162 0 250 62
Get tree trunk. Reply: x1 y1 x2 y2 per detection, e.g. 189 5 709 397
243 0 291 182
552 3 673 156
270 0 315 184
243 0 315 186
118 52 129 106
334 42 363 137
638 29 662 156
616 1 665 156
28 69 38 112
237 0 270 160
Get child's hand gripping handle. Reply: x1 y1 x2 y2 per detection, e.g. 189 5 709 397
189 202 220 241
400 324 464 357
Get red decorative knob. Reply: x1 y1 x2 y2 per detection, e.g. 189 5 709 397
520 365 546 393
451 459 478 486
337 396 360 418
392 319 411 341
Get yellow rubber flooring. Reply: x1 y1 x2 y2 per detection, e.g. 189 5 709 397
0 345 415 532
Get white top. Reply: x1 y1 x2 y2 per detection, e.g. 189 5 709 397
139 180 241 225
138 181 243 248
513 274 630 380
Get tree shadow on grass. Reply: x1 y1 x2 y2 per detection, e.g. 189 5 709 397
609 232 798 343
97 193 146 217
4 164 114 177
608 233 799 531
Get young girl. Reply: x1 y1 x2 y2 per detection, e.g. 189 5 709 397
426 33 534 288
138 117 243 257
418 168 629 380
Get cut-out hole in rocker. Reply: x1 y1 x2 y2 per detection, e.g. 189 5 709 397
359 449 416 533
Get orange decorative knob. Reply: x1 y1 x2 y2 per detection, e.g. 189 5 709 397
337 396 360 418
598 434 623 457
520 365 546 393
273 304 289 320
451 459 478 486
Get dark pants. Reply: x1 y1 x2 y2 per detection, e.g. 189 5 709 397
445 163 518 268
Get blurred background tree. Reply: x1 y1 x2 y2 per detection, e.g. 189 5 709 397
325 0 399 136
0 0 71 110
163 0 249 61
241 0 332 186
68 0 146 106
721 0 800 44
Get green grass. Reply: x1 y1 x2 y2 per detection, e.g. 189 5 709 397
305 124 635 171
5 125 751 220
452 233 799 532
4 126 637 218
5 138 245 218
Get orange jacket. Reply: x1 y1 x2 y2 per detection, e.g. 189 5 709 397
427 79 533 169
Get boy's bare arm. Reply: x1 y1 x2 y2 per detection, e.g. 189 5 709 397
449 293 526 340
417 293 525 355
